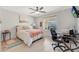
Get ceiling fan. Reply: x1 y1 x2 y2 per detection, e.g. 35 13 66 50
29 6 47 14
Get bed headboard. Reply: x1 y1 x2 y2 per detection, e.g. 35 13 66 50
16 24 33 31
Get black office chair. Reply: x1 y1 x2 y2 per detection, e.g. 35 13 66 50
50 28 66 51
69 29 77 46
69 30 76 38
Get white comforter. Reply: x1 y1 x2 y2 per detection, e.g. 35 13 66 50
17 30 43 46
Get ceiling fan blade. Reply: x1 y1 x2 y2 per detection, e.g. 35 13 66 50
40 7 43 10
39 11 47 13
29 8 36 11
36 6 39 11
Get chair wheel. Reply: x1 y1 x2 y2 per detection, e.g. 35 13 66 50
53 47 56 51
53 46 66 51
60 46 66 49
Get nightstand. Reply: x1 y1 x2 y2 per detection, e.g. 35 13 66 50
1 30 11 42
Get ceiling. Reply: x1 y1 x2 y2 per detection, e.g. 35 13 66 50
0 6 71 17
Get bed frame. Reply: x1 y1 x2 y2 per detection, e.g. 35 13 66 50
16 26 44 45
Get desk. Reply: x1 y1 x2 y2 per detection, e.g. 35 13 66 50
61 34 78 52
56 33 79 52
61 39 74 52
56 33 74 52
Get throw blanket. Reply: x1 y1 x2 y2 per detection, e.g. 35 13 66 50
29 29 43 37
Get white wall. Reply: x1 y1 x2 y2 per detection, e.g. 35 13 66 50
0 24 1 41
56 8 75 33
76 18 79 33
35 8 75 33
0 10 2 50
0 8 35 41
0 8 19 41
0 7 75 40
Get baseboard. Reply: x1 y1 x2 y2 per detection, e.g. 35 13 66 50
0 37 16 42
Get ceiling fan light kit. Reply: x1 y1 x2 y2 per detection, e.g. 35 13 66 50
29 6 47 14
35 11 40 14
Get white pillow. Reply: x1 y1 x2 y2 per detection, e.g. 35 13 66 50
17 23 33 30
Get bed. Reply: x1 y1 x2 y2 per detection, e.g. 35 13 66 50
16 24 43 46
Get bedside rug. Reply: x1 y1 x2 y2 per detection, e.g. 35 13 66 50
2 39 23 51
